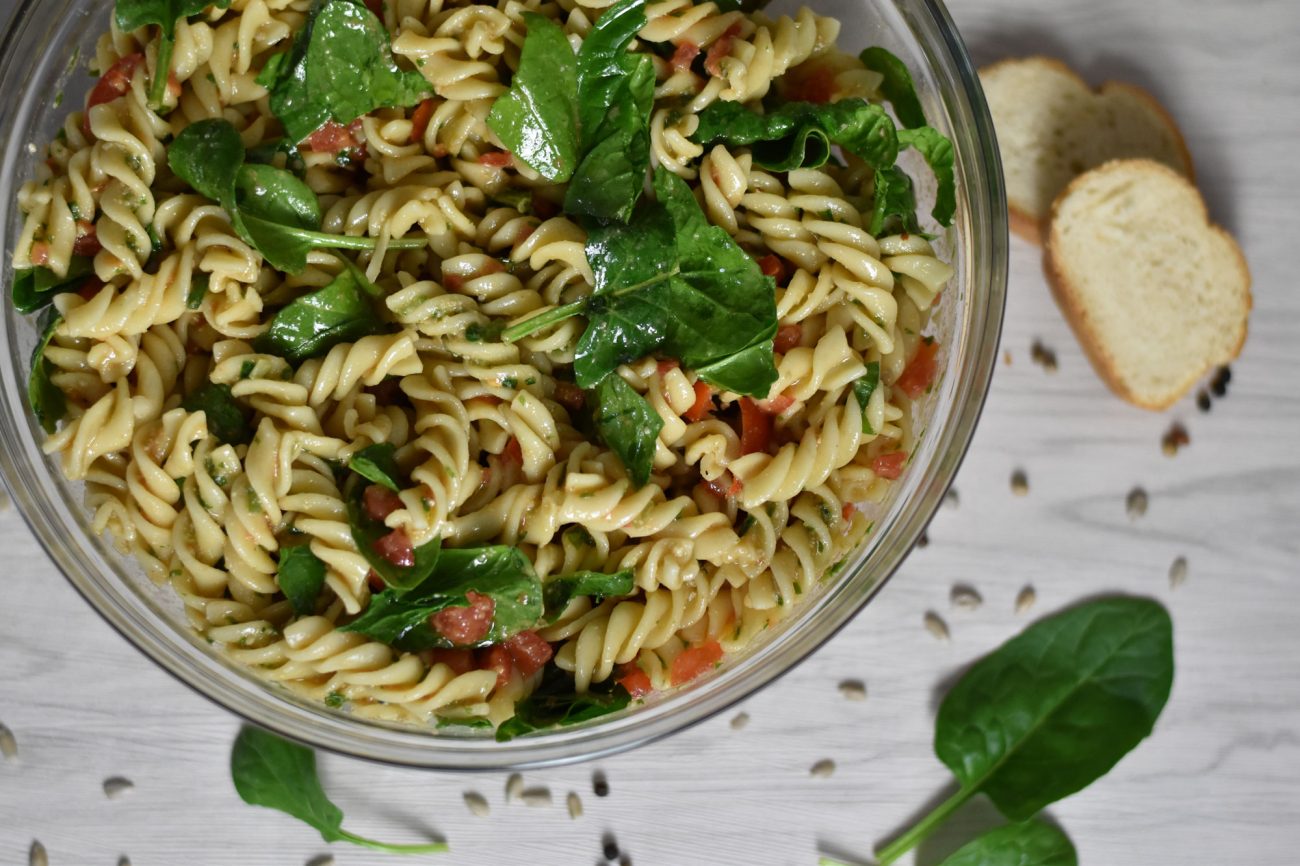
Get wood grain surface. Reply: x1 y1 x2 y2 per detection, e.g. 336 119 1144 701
2 0 1298 864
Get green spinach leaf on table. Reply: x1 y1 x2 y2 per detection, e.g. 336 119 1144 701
115 0 232 107
591 373 662 486
495 664 631 741
12 256 95 314
27 308 67 433
935 821 1078 866
542 568 635 623
181 382 252 445
276 544 327 616
859 45 928 129
253 262 385 362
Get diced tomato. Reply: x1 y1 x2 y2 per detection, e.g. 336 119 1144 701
842 501 856 522
84 53 145 136
366 569 385 592
757 391 795 415
872 450 907 480
478 151 513 168
773 323 801 354
431 590 495 645
656 358 680 375
727 475 744 497
682 380 714 422
618 666 653 698
372 527 415 567
670 41 700 72
410 98 436 144
77 276 105 300
72 220 100 257
553 381 586 411
896 340 940 398
443 273 464 291
704 23 741 77
532 194 559 219
697 477 727 500
424 647 476 675
482 259 505 275
302 118 366 157
363 483 403 521
501 437 523 466
670 640 724 686
787 62 837 104
478 644 514 688
28 242 50 267
363 0 384 17
505 630 553 677
756 254 785 281
739 397 772 454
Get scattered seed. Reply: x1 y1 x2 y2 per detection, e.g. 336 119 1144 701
1015 585 1037 615
602 834 620 860
1010 469 1029 496
618 857 633 866
306 856 335 866
1030 339 1058 373
103 776 135 799
837 679 867 701
506 773 524 802
944 488 959 509
521 787 552 807
950 584 982 610
463 791 490 817
29 841 47 866
924 611 950 643
1003 350 1012 366
119 858 133 866
1126 487 1148 519
1161 423 1190 457
916 531 929 549
0 723 16 759
1210 365 1231 398
1196 389 1212 412
592 771 609 797
566 791 583 820
730 711 750 730
1169 556 1188 590
810 759 836 778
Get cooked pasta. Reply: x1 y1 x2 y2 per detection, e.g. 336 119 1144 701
11 0 953 733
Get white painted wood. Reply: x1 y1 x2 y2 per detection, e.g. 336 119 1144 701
2 0 1299 864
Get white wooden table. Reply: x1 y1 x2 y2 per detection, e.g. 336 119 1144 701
3 0 1298 864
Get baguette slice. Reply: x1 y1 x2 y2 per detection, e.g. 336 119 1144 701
1045 160 1250 410
980 56 1194 242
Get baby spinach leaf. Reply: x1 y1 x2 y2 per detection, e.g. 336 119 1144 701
277 544 327 616
852 361 880 433
27 309 66 433
870 164 918 235
572 0 648 146
898 126 956 228
186 272 210 309
495 664 631 741
348 442 402 492
254 266 385 362
238 213 424 275
235 163 322 231
230 726 447 853
486 13 578 182
12 257 95 314
345 488 442 595
115 0 232 107
692 98 898 173
591 373 662 487
859 46 928 129
436 716 493 731
936 821 1078 866
181 382 252 445
543 568 635 622
257 0 431 145
168 118 243 206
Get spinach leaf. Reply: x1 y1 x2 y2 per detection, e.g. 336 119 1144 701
591 373 662 486
256 0 431 145
235 163 322 231
230 726 447 853
27 309 66 433
181 382 252 445
12 257 94 314
341 545 543 649
859 46 928 129
692 98 898 173
870 164 918 235
348 442 402 492
495 664 631 741
485 13 578 182
168 118 243 205
186 272 210 309
436 716 493 731
543 568 635 622
115 0 232 107
277 544 327 616
254 266 385 362
505 168 778 396
936 821 1077 866
852 361 880 433
345 488 442 595
898 126 956 228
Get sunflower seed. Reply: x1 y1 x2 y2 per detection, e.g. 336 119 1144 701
592 771 609 797
1015 585 1037 615
1169 556 1188 590
950 585 982 610
306 856 335 866
1126 487 1148 519
837 679 867 701
924 611 950 642
566 791 583 819
505 773 524 802
520 787 552 807
810 759 836 778
1010 470 1029 496
103 776 134 799
0 723 16 759
730 712 750 730
29 841 47 866
463 791 490 817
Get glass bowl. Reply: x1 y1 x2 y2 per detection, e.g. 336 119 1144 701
0 0 1005 768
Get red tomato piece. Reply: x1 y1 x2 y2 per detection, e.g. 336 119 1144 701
302 119 365 155
618 667 653 698
704 23 741 77
682 380 714 422
726 475 744 498
431 591 495 645
739 397 772 454
787 62 837 104
532 193 559 219
363 0 384 17
553 381 586 412
670 640 724 686
478 151 513 167
757 391 794 415
501 437 523 466
697 477 726 500
841 501 856 522
656 358 680 375
872 450 907 480
366 569 385 592
670 41 700 72
773 323 802 354
424 647 476 675
28 242 50 267
372 528 415 568
77 276 105 301
505 630 553 677
896 340 940 398
362 483 403 522
410 98 436 144
478 644 514 688
442 273 464 291
84 53 145 136
72 220 100 257
756 254 785 280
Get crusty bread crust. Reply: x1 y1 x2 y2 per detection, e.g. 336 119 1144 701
1044 159 1251 411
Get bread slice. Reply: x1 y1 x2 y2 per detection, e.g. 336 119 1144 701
980 56 1194 243
1045 159 1250 410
